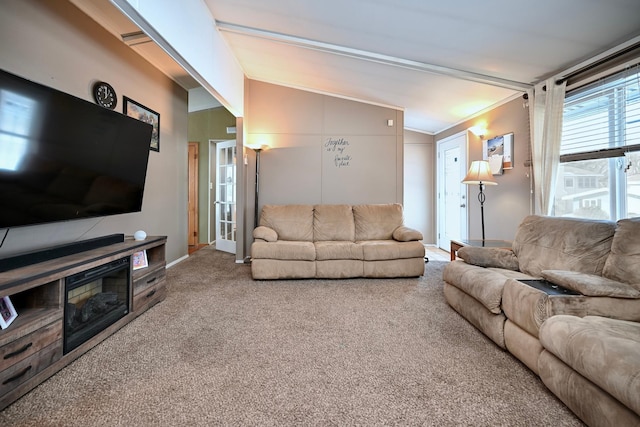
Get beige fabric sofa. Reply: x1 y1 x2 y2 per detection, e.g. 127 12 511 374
443 215 640 426
251 204 425 279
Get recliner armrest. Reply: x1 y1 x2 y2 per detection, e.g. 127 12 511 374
253 226 278 242
457 246 519 270
392 226 423 241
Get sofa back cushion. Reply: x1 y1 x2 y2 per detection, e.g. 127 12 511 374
313 204 355 241
353 204 404 241
259 205 314 241
513 215 615 277
602 218 640 288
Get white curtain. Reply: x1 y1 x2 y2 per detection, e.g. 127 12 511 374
528 77 567 215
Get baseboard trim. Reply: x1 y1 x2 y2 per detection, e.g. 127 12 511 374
167 254 189 269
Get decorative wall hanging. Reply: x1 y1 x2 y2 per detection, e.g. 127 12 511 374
483 132 514 174
124 96 160 152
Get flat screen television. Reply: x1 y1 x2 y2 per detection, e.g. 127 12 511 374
0 69 153 229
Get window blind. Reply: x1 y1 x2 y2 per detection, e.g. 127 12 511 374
560 64 640 163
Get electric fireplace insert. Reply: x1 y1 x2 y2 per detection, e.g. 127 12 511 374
64 257 130 354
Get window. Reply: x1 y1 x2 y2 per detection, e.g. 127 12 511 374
553 65 640 220
577 176 597 188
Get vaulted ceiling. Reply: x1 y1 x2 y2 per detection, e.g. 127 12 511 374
205 0 640 134
76 0 640 134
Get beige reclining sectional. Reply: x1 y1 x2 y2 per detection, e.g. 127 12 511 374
443 215 640 426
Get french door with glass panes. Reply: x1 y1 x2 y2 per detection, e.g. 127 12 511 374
215 140 236 253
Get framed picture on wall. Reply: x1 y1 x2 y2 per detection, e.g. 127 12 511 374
483 133 514 170
123 96 160 152
0 296 18 329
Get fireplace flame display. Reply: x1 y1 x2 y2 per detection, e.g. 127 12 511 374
64 258 130 354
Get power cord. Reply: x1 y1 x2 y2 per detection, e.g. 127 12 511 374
0 228 8 248
75 218 103 241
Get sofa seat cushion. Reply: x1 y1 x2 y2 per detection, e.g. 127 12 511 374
539 315 640 415
315 241 363 260
359 240 424 261
442 261 508 314
313 204 355 241
353 204 403 241
259 204 314 241
512 215 615 277
603 217 640 289
251 241 316 261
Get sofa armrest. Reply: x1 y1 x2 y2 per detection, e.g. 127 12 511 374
541 270 640 299
253 226 278 242
392 226 423 242
457 246 519 270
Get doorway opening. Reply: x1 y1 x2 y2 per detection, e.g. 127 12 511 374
187 142 205 254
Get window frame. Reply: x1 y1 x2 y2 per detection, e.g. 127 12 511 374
554 64 640 220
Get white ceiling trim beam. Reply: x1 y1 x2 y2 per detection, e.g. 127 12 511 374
121 31 153 47
249 76 406 112
112 0 245 117
216 21 532 92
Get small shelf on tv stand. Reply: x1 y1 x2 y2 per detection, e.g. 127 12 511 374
0 235 167 410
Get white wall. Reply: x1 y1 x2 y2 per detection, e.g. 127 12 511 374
435 97 531 241
246 81 403 207
0 0 189 263
243 81 404 255
404 130 435 243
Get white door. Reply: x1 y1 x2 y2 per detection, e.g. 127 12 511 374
437 132 468 251
215 140 236 254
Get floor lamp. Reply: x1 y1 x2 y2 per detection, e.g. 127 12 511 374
252 148 262 229
462 160 497 242
251 145 269 229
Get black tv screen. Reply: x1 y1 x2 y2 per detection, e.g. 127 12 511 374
0 69 153 229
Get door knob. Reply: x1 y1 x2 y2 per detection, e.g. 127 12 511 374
460 204 466 208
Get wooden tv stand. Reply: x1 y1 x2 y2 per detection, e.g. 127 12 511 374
0 236 167 410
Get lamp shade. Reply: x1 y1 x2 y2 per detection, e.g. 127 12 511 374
462 160 498 185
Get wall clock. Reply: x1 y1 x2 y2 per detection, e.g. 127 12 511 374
92 81 117 109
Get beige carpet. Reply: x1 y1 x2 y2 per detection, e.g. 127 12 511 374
0 247 582 426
